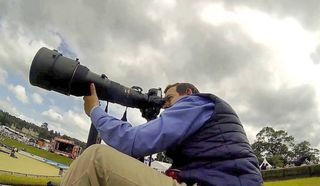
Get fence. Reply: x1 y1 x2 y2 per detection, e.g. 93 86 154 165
262 164 320 181
0 169 61 179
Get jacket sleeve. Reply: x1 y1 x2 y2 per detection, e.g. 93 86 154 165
90 96 214 158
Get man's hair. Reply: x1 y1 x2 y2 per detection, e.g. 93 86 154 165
164 83 200 94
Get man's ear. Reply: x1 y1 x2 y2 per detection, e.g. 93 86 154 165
186 88 193 95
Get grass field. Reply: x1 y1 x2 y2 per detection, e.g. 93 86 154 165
0 149 59 176
0 145 62 185
1 136 73 165
265 177 320 186
0 174 61 186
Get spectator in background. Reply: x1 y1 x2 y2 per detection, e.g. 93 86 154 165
59 168 64 176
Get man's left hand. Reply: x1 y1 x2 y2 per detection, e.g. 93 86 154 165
83 83 100 116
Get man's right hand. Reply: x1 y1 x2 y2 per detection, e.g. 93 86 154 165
83 83 100 116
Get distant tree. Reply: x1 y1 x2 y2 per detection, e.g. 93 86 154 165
252 126 320 167
251 141 264 163
0 111 11 126
252 126 295 165
41 122 49 130
267 155 284 168
293 140 320 164
54 131 60 136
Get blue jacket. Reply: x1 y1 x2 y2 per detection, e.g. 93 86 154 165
166 93 263 186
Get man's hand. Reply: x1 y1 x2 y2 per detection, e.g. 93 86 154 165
83 83 100 116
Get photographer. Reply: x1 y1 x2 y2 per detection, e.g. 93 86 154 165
61 82 263 186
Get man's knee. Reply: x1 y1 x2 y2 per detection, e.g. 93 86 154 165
83 144 109 156
82 144 119 161
85 144 106 151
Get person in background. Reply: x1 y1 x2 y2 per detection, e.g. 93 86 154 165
59 168 64 176
61 82 263 186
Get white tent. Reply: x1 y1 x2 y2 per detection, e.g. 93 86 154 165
260 157 272 170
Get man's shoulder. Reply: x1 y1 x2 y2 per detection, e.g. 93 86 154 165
190 94 214 102
178 95 214 107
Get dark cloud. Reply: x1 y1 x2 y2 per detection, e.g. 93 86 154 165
246 85 317 123
241 84 319 145
0 1 163 55
169 23 270 84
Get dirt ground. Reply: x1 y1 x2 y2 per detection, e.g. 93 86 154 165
0 147 60 176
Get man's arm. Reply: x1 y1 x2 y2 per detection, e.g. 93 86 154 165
90 96 214 158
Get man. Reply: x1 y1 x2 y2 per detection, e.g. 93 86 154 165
61 83 263 186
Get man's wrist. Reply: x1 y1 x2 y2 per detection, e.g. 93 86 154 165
90 105 100 117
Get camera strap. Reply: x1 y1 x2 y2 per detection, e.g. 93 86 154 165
104 101 109 112
121 107 128 121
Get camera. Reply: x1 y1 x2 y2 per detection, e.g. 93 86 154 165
29 47 164 120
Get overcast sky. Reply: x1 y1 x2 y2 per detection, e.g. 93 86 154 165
0 0 319 149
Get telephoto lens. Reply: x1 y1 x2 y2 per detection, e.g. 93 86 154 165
29 47 163 109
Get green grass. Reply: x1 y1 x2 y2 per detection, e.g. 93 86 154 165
0 174 61 186
0 139 63 185
265 177 320 186
1 136 73 165
0 149 60 175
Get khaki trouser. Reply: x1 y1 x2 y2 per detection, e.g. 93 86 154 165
60 144 184 186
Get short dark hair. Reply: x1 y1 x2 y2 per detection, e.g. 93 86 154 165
164 83 199 94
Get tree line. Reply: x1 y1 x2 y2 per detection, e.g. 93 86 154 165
252 126 319 167
0 109 86 150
